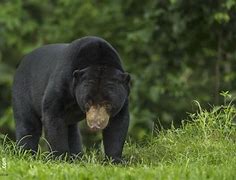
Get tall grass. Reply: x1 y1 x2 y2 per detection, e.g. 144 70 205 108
0 96 236 179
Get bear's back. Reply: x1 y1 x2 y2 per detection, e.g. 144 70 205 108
13 44 68 115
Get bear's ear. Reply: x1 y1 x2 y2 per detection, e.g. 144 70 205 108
73 69 84 79
72 69 85 89
122 72 131 85
121 72 131 94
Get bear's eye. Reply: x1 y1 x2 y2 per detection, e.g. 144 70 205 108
106 83 116 89
104 104 112 111
84 80 96 86
88 80 96 84
112 78 123 84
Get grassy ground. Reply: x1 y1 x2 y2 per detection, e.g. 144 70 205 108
0 102 236 180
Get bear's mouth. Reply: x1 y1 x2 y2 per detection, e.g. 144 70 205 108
86 105 110 131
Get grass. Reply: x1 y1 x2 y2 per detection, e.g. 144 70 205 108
0 101 236 180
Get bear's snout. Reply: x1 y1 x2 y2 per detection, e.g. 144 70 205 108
86 105 110 131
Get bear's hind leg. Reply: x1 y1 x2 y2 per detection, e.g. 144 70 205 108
14 106 42 153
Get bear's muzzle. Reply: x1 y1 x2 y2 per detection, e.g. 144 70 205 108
86 105 110 131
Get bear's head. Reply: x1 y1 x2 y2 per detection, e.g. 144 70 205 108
73 65 130 131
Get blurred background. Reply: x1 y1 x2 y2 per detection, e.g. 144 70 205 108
0 0 236 144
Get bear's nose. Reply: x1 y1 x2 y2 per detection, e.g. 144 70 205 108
89 122 101 130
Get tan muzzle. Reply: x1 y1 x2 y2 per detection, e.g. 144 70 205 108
86 105 110 131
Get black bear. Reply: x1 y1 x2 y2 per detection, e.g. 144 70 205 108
12 36 130 163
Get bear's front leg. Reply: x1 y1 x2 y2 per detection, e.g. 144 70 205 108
102 101 129 163
42 90 70 157
43 113 69 157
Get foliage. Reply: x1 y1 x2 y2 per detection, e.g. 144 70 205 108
1 0 236 139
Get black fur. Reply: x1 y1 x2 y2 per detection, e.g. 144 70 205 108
12 36 130 163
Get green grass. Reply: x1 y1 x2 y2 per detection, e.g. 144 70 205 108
0 102 236 180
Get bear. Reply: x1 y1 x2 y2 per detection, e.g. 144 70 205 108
12 36 131 163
